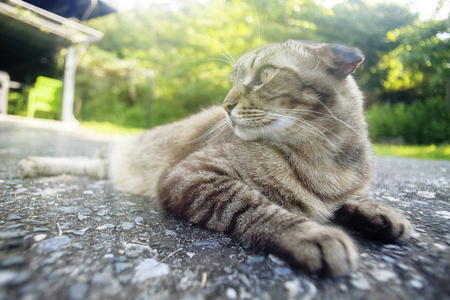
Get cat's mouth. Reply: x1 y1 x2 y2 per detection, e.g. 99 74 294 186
225 113 279 141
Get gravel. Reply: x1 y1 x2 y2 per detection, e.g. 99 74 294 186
0 117 449 299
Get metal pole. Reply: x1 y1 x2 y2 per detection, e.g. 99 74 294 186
62 45 78 123
0 71 10 115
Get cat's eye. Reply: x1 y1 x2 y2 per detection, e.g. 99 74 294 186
259 67 277 83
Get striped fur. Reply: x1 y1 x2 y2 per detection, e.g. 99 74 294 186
19 41 411 276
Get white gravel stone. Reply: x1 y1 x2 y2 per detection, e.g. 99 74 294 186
350 276 371 290
226 287 237 299
132 259 170 283
370 269 397 282
417 191 436 199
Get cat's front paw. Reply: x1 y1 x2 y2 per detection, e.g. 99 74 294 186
280 222 359 276
336 200 412 242
18 158 38 178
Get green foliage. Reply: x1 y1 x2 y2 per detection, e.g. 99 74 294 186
367 97 450 145
305 0 417 98
380 19 449 98
73 0 417 129
67 0 449 146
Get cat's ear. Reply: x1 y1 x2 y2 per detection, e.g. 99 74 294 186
321 44 364 78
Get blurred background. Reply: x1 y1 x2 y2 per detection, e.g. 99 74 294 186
0 0 449 157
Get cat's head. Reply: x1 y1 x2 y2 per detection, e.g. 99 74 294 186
223 40 365 143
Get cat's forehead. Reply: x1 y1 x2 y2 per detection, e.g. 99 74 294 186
231 42 316 81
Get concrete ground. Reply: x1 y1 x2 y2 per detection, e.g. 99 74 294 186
0 115 449 300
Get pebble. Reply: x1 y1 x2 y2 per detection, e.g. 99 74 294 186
165 229 177 236
381 255 396 264
68 282 89 300
284 279 317 300
91 272 121 296
97 209 110 217
338 283 348 292
222 287 235 299
433 243 448 251
14 187 27 194
370 269 397 282
36 235 72 254
135 216 144 225
122 222 134 230
78 213 90 221
6 224 24 229
246 256 265 265
0 231 28 239
383 196 399 202
396 263 409 271
123 243 156 258
114 262 133 274
436 211 450 219
96 224 115 230
40 251 69 266
268 254 285 265
193 241 219 246
33 228 50 233
34 234 47 242
0 271 30 286
350 276 371 290
411 231 421 239
132 259 170 283
416 242 428 248
409 279 424 290
274 267 293 276
6 214 21 221
1 256 25 268
417 191 436 199
66 227 90 236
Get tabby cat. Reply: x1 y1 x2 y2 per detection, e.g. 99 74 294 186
19 40 412 276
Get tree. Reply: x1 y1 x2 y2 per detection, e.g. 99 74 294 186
379 19 450 102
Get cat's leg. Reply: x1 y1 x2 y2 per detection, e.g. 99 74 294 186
334 198 412 242
158 159 359 276
18 157 108 179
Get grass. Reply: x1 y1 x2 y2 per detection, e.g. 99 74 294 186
80 121 145 136
373 144 450 160
80 121 449 160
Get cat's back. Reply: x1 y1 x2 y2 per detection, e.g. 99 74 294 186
109 106 226 197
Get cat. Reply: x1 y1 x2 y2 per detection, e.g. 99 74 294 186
19 40 412 276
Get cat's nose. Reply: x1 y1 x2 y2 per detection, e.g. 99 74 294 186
223 101 237 115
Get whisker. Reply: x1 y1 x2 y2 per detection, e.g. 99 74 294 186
218 51 235 66
254 119 282 143
255 11 261 49
208 37 236 65
260 16 267 48
308 95 335 117
267 113 339 151
271 113 344 142
208 57 233 66
272 108 356 132
185 120 228 144
206 70 230 75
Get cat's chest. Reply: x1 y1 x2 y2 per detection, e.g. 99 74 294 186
226 142 364 217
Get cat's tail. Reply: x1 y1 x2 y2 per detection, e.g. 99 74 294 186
18 156 108 179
